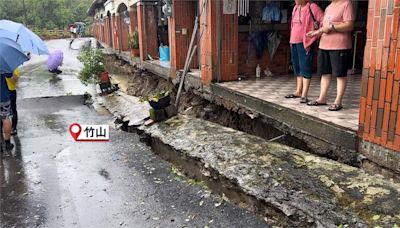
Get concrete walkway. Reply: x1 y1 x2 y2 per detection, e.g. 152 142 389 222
98 91 400 227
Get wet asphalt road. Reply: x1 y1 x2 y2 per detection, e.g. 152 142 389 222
0 39 267 228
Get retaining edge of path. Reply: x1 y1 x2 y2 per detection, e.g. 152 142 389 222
211 83 358 153
96 92 400 228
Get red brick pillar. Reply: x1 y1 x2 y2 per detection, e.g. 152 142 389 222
107 16 113 48
137 2 158 61
359 0 400 150
169 0 197 78
111 14 119 51
117 13 123 52
123 13 130 51
93 22 97 38
104 17 109 46
199 0 238 85
101 23 105 43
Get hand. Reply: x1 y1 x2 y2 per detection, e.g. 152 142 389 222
306 30 321 37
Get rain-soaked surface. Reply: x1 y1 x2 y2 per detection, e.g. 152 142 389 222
17 39 95 99
0 39 267 228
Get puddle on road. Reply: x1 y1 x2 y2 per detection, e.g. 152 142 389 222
40 114 66 134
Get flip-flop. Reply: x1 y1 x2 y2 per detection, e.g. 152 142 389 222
300 97 309 103
285 94 301 99
307 100 327 106
328 104 343 111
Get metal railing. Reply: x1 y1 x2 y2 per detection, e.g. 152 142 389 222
31 28 91 40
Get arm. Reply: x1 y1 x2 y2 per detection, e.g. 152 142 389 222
12 74 19 83
308 20 353 36
328 21 354 32
12 69 19 83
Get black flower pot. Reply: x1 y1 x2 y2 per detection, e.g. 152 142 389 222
148 94 171 110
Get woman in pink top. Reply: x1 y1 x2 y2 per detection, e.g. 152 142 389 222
307 0 355 111
285 0 323 103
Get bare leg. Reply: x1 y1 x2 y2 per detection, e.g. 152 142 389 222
334 77 347 105
316 74 332 103
301 78 311 98
2 119 11 141
295 76 303 96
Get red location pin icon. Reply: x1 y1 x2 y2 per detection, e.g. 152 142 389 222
69 123 82 141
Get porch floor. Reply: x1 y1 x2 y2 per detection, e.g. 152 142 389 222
217 74 361 131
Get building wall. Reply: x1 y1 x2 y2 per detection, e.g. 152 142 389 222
359 0 400 167
169 0 198 77
130 6 138 32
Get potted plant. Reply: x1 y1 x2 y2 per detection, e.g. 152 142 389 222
140 90 171 110
77 46 107 85
128 29 140 57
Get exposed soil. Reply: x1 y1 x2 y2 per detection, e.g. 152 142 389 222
104 53 400 182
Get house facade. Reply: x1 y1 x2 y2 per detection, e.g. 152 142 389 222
89 0 400 174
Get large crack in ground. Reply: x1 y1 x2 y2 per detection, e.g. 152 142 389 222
104 54 400 182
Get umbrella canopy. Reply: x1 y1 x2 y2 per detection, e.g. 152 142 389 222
0 37 29 73
47 50 64 71
0 20 49 55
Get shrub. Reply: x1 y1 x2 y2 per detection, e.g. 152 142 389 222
77 47 105 85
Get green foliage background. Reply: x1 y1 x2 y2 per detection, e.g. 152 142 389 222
0 0 92 29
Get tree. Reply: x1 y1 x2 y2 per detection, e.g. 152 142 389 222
0 0 93 29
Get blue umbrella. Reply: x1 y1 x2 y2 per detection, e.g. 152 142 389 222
0 20 49 55
0 37 29 73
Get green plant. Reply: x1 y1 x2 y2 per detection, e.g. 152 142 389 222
128 29 139 49
139 90 169 103
77 46 106 85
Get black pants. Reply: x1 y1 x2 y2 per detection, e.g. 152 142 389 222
10 90 17 130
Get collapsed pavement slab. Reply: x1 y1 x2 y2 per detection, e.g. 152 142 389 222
98 92 400 227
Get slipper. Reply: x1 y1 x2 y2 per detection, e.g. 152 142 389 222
300 97 309 104
328 104 343 111
307 100 327 106
285 94 301 99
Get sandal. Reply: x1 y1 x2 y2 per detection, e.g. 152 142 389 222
328 104 343 111
300 97 309 104
285 94 301 99
307 100 327 106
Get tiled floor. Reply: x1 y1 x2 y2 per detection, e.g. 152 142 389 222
149 60 171 69
218 74 362 131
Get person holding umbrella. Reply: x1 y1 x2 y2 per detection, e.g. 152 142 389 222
0 20 47 139
47 50 64 74
0 37 29 152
